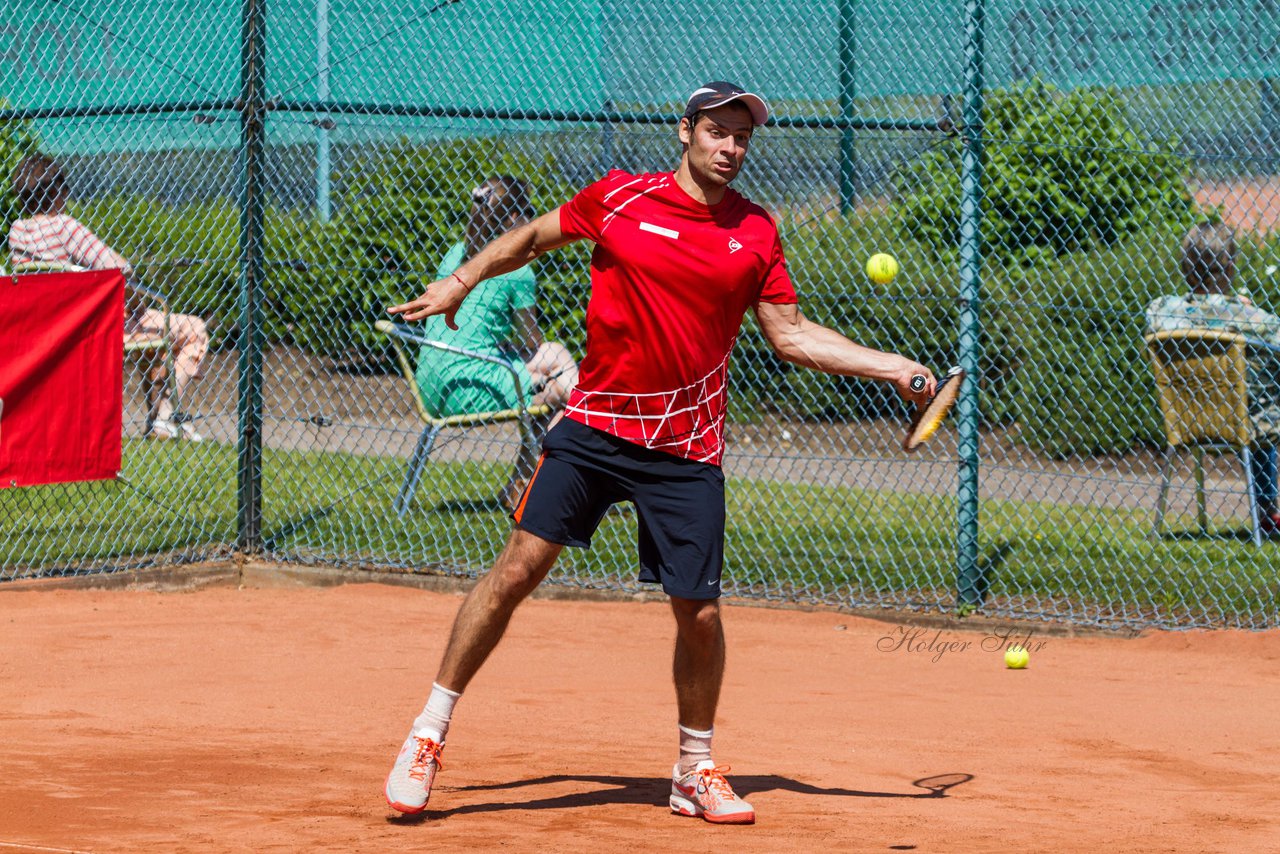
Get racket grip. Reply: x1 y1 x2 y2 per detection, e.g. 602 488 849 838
909 374 927 393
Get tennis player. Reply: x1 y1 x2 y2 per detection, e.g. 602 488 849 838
384 80 936 824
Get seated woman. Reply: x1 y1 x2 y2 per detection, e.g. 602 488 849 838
414 175 578 506
7 154 210 441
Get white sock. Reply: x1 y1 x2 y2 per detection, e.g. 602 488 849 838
677 724 713 775
412 682 461 743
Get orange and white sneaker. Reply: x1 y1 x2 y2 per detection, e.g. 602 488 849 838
384 729 445 814
670 760 755 824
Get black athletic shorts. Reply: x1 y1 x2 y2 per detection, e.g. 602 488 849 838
511 417 726 600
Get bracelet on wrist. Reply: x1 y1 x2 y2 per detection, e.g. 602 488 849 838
450 271 471 291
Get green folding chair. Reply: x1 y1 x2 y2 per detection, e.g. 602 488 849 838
375 319 552 515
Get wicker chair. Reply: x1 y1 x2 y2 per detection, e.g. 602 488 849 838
1144 329 1270 546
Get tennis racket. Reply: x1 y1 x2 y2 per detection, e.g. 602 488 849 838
903 366 965 452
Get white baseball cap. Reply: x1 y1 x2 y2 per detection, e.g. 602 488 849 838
682 81 770 126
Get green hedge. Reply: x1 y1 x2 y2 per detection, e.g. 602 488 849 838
54 131 1280 459
740 212 1280 459
896 82 1191 260
737 212 1022 425
75 138 589 362
73 192 1266 459
881 81 1207 457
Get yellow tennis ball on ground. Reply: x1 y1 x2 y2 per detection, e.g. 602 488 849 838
1004 645 1030 669
866 253 899 284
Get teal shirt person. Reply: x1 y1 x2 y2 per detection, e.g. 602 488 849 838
414 240 538 416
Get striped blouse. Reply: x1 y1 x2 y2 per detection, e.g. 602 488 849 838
7 214 128 273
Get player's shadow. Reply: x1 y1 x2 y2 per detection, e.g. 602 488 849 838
388 772 972 821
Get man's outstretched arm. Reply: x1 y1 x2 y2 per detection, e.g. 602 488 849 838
388 207 578 328
754 300 935 406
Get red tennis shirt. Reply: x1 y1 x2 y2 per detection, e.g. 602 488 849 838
558 170 798 465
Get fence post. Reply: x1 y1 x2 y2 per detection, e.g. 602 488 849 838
236 0 267 554
838 0 857 214
315 0 332 222
956 0 986 608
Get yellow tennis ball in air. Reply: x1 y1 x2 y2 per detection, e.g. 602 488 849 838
866 253 899 284
1004 645 1030 669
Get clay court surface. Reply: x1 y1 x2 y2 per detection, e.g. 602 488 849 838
2 576 1279 854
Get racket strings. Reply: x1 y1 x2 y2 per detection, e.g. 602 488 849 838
913 409 948 443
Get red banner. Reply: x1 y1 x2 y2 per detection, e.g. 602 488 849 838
0 270 124 487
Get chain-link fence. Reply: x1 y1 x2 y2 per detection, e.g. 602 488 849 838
4 0 1280 628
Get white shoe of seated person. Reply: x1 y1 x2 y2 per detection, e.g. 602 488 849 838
149 418 203 442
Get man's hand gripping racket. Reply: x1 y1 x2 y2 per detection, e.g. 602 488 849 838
903 366 965 452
